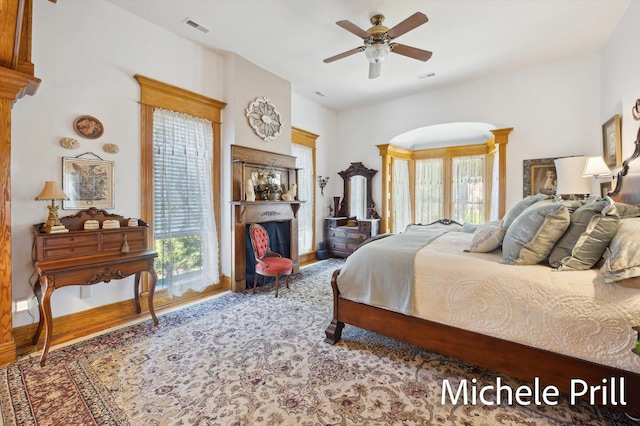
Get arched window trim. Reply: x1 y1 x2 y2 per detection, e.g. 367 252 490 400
377 127 512 233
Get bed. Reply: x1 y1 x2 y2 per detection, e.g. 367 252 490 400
325 139 640 417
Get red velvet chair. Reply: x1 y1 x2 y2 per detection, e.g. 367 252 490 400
249 223 293 297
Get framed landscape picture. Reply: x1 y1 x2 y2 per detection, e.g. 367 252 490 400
602 114 622 168
62 157 114 209
523 157 557 198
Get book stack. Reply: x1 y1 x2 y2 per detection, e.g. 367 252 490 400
83 220 99 230
102 220 120 229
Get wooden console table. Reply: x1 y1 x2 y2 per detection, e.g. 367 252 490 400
31 208 158 366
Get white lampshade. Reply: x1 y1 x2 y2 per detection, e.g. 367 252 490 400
364 43 390 64
554 156 592 196
582 155 612 178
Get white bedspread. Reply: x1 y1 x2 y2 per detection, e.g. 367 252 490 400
339 231 640 373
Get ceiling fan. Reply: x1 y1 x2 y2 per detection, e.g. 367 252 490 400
323 12 432 79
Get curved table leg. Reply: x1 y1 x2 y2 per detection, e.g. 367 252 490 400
38 276 55 367
148 268 159 326
31 277 44 346
133 272 142 314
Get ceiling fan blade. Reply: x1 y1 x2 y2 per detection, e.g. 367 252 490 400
390 43 432 61
323 46 365 63
336 20 371 39
369 62 381 79
386 12 428 39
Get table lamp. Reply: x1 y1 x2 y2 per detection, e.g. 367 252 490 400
35 181 70 233
582 155 612 179
554 156 592 199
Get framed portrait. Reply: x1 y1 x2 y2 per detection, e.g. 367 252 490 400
523 157 557 198
73 115 104 139
602 114 622 168
62 157 114 209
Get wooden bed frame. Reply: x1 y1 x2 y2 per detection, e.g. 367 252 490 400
325 130 640 417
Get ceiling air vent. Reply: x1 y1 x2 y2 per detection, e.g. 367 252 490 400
184 18 210 34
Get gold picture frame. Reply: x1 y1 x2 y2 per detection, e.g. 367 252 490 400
523 157 557 198
602 114 622 168
62 157 114 209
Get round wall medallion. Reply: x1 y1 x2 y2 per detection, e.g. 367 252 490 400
73 115 104 139
245 97 283 142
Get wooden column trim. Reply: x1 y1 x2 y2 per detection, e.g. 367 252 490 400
0 66 40 366
490 127 513 218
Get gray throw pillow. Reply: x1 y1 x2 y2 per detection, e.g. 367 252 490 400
548 197 619 270
502 200 570 265
614 202 640 219
601 218 640 284
501 193 548 230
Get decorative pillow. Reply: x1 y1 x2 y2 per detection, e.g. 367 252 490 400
614 202 640 219
601 218 640 284
502 200 570 265
561 199 586 214
460 222 479 234
501 193 548 230
466 221 505 253
615 276 640 289
548 197 620 270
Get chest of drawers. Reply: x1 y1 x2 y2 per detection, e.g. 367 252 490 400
324 217 380 257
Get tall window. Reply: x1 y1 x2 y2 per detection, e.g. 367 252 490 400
392 159 412 232
292 143 313 253
415 158 444 224
452 155 486 224
153 108 219 296
136 74 225 299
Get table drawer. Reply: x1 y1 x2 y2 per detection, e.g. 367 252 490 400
328 241 347 250
348 232 368 241
103 230 146 252
43 244 101 260
359 222 371 232
42 233 100 248
328 229 347 239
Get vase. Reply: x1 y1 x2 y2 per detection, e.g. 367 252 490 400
268 193 279 201
333 196 341 217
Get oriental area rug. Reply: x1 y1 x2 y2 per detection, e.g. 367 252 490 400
0 259 635 425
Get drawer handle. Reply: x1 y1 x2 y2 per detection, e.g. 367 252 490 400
70 237 74 241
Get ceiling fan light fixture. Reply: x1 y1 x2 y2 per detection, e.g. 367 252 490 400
364 43 390 64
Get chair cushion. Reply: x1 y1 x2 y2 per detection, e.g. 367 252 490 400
257 256 293 275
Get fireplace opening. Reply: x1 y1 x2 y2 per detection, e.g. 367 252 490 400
245 221 291 286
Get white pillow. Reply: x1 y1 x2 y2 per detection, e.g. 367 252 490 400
466 221 505 253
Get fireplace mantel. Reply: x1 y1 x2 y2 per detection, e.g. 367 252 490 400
230 146 302 292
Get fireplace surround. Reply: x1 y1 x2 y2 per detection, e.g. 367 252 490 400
230 145 302 292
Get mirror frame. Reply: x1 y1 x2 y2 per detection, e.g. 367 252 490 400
338 162 380 219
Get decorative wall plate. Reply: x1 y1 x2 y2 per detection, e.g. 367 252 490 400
73 115 104 139
245 97 283 142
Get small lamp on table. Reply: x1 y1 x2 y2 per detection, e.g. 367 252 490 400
35 181 70 233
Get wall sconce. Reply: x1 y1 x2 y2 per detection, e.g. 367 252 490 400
318 176 329 196
35 181 70 233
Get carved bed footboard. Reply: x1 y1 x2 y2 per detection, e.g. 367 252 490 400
325 268 640 417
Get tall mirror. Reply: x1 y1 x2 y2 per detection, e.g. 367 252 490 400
338 162 380 219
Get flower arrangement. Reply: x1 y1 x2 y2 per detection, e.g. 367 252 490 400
254 166 282 200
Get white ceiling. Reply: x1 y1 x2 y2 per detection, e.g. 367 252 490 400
108 0 629 114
